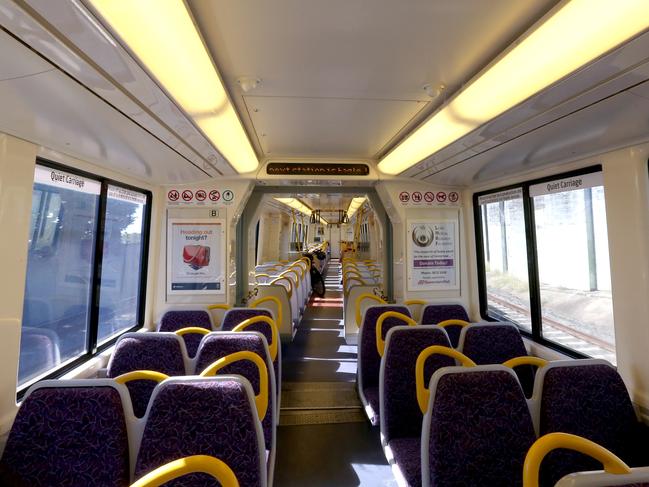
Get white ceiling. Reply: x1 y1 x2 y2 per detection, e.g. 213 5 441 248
189 0 558 161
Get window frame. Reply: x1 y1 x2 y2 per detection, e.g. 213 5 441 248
17 158 152 398
474 165 605 359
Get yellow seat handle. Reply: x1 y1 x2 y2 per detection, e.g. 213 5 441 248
416 345 476 414
114 370 169 385
233 315 279 361
355 293 387 329
174 326 210 337
270 276 293 299
344 270 363 281
376 311 417 357
255 273 271 279
523 433 631 487
250 296 283 328
437 319 470 328
288 264 304 279
404 299 427 306
503 356 548 369
200 351 269 421
207 304 231 311
130 455 239 487
298 257 312 270
280 269 300 286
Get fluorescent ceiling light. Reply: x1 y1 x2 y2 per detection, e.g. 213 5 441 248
86 0 258 173
274 198 329 225
346 197 367 220
378 0 649 175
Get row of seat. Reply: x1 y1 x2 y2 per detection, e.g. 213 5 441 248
1 374 268 486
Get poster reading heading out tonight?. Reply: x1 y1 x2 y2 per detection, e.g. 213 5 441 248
407 220 459 291
167 219 225 294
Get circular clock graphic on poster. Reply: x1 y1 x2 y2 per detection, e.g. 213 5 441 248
411 224 434 248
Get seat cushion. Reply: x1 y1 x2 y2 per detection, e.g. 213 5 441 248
389 437 421 487
363 386 380 425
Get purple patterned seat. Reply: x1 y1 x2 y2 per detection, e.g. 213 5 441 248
381 327 454 486
538 362 649 487
158 310 213 358
358 305 411 425
194 333 276 463
221 308 279 392
459 323 535 397
134 377 266 487
420 304 470 347
107 333 186 418
0 383 130 487
422 367 536 487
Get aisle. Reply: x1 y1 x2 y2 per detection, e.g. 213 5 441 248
273 259 395 486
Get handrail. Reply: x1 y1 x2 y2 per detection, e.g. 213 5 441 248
280 268 300 286
298 256 312 270
250 296 283 328
437 319 470 329
343 269 364 281
114 370 169 385
376 311 417 356
255 273 272 279
523 433 631 487
207 304 231 311
288 264 304 279
174 326 210 337
130 455 239 487
233 315 279 361
344 277 366 294
355 293 387 328
270 276 293 299
404 299 427 306
415 345 476 414
503 356 548 369
200 351 269 420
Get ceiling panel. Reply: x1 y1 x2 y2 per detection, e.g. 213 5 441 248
245 95 427 157
189 0 558 160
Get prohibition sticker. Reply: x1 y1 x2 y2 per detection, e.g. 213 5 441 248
182 190 194 202
412 191 422 203
222 190 234 202
168 190 179 201
424 192 434 203
436 192 447 203
195 190 207 201
448 192 459 203
399 191 410 203
209 190 221 202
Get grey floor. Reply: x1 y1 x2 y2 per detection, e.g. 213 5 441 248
274 260 396 487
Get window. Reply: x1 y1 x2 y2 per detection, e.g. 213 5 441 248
477 189 531 331
18 161 151 389
475 167 616 363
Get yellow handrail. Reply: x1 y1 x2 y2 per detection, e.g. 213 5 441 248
250 296 283 328
130 455 239 487
404 299 427 306
355 293 387 328
503 356 548 369
174 326 210 337
343 270 364 281
280 269 300 286
523 433 631 487
255 273 271 279
233 315 279 361
288 264 304 279
207 304 231 311
344 277 366 295
416 346 476 414
270 276 293 299
114 370 169 385
200 351 269 420
298 256 312 270
376 311 417 356
437 319 470 329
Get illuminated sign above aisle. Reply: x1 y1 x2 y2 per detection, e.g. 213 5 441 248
266 162 370 176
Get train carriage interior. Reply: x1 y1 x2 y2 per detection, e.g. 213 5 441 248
2 0 649 486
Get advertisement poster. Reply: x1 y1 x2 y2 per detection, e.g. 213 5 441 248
407 220 459 291
167 219 225 295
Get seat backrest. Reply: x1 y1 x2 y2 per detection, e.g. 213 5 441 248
158 310 213 358
107 333 187 418
380 326 454 444
358 305 411 393
422 366 536 487
193 332 276 454
0 381 131 487
459 323 534 396
536 360 646 486
134 377 266 487
420 303 470 347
